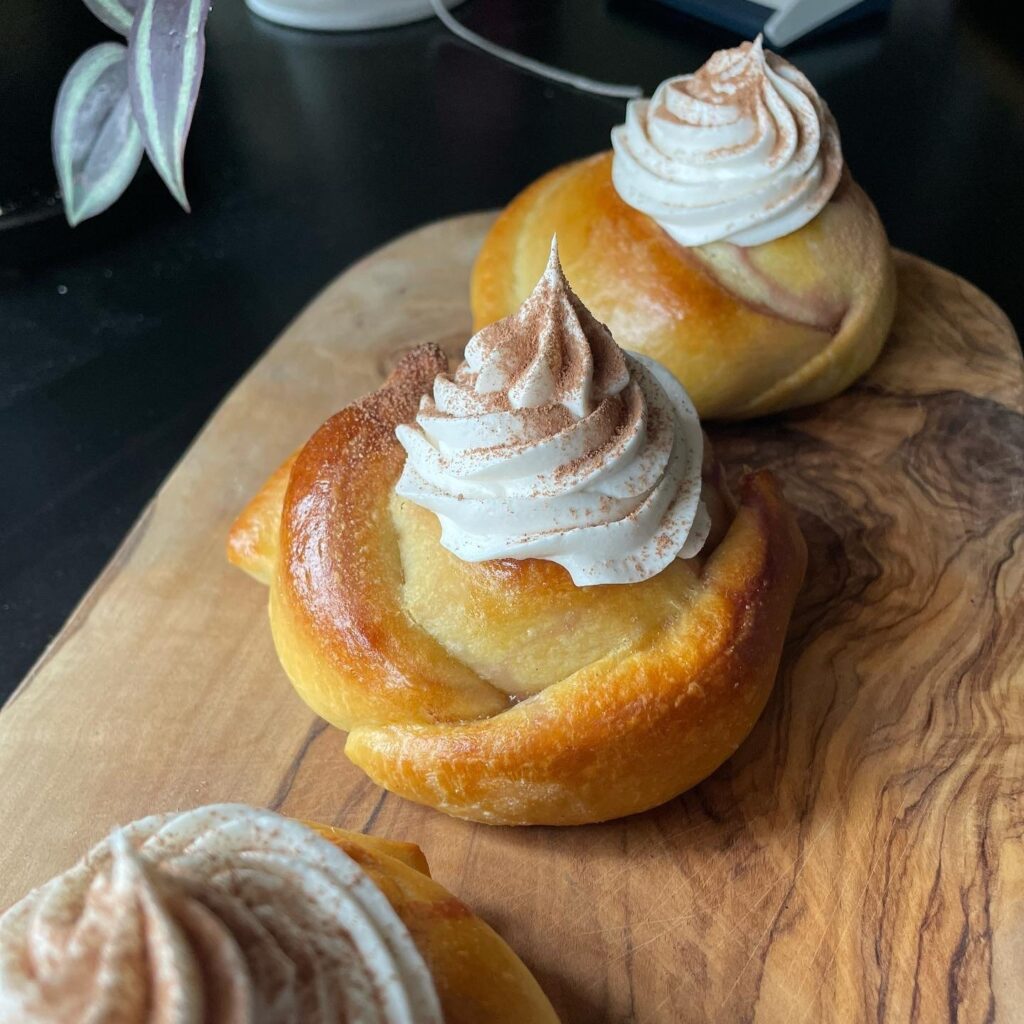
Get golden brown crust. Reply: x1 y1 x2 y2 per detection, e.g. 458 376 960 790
228 346 807 826
471 152 896 420
309 823 560 1024
227 453 296 584
347 472 805 825
304 822 431 875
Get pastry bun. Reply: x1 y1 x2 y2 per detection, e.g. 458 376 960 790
229 346 807 825
0 804 558 1023
471 153 896 420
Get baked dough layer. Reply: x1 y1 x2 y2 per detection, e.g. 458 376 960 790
310 823 559 1023
471 153 896 420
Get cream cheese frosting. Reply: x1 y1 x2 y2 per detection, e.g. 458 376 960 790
395 239 709 586
0 804 442 1024
611 36 843 247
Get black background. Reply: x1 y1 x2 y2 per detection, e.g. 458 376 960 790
1 0 1021 698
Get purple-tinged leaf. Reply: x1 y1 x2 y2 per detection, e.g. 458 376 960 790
82 0 138 35
52 43 145 227
128 0 211 212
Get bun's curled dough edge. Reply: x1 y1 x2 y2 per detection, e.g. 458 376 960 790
309 823 560 1023
229 346 807 825
471 153 896 420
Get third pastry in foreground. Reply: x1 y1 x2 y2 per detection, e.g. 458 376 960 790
472 37 896 420
228 243 807 825
0 804 558 1023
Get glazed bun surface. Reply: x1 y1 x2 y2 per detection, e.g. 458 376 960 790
311 822 561 1023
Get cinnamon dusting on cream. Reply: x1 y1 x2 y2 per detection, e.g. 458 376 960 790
611 36 843 247
394 239 710 585
0 805 443 1024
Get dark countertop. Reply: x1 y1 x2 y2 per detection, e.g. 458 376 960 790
2 0 1021 698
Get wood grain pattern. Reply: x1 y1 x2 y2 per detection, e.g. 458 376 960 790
1 213 1021 1023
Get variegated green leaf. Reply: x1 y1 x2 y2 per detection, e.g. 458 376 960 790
52 43 145 227
128 0 211 212
82 0 138 35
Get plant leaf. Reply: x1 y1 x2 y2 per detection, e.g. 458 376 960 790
128 0 211 212
82 0 138 35
52 43 145 227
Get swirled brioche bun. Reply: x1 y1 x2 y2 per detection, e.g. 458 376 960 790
228 346 806 825
472 153 895 421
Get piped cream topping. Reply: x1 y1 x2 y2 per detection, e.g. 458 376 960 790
611 36 843 247
0 805 442 1024
395 239 709 586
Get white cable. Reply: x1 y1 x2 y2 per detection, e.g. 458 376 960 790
428 0 642 100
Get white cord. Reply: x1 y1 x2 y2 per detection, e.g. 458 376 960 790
429 0 643 100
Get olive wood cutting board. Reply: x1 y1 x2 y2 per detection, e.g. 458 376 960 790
2 213 1022 1023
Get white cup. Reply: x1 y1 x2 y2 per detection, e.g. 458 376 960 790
245 0 466 31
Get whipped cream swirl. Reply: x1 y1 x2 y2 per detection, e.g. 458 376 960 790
0 805 442 1024
395 240 709 586
611 36 843 247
